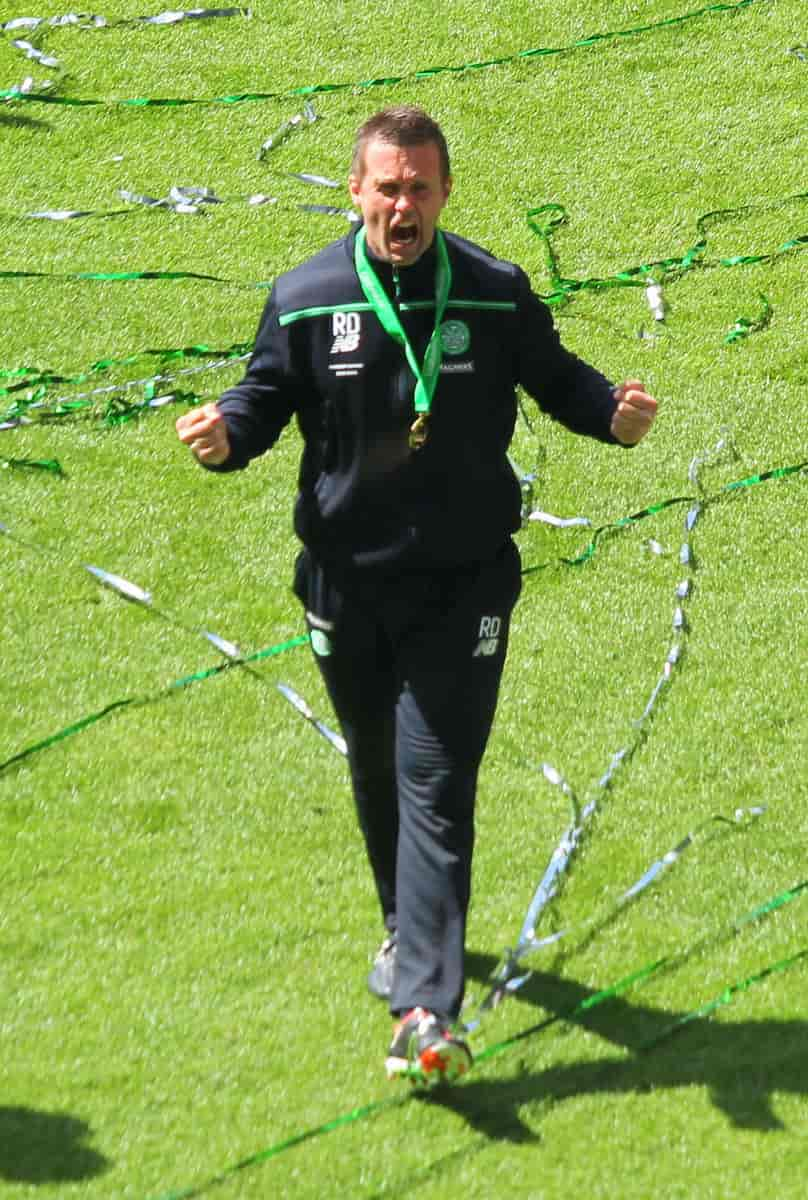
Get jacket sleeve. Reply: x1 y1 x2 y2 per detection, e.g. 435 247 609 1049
513 267 621 444
205 288 301 472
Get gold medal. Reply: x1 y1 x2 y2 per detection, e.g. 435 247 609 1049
409 413 430 450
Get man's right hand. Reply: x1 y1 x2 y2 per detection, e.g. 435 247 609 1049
176 403 231 466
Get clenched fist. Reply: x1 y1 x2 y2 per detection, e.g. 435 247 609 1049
176 402 231 466
610 379 658 446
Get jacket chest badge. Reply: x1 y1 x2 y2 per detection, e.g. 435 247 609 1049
330 311 361 355
440 319 471 355
439 319 474 373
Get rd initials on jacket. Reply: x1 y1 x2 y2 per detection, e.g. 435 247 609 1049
331 312 361 355
473 615 501 657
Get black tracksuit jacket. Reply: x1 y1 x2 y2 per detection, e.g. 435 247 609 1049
212 224 621 573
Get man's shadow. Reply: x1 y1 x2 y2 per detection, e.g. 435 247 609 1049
0 1107 110 1183
425 951 808 1143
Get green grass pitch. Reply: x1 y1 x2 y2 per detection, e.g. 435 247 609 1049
1 1 806 1196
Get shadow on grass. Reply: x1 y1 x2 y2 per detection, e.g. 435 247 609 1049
434 952 808 1142
0 111 52 131
0 1107 111 1183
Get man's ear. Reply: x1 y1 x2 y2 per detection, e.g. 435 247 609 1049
348 174 361 205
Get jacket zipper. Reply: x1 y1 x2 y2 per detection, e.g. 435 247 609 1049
391 266 412 424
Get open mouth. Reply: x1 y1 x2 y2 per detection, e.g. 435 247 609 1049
390 223 418 248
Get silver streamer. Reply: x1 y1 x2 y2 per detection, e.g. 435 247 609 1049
1 10 248 32
528 509 592 529
298 203 360 222
9 38 61 69
276 683 348 757
83 564 152 605
201 630 242 659
119 186 223 215
464 805 767 1025
480 438 737 1008
507 453 537 526
290 173 340 189
1 16 105 32
26 209 101 220
257 100 318 160
16 189 359 222
2 11 248 100
645 278 665 322
132 8 251 25
0 357 250 432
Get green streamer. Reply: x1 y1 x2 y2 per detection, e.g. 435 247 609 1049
1 0 767 109
527 194 808 308
147 878 806 1200
1 459 802 772
0 455 64 474
3 385 202 429
475 958 668 1066
102 387 202 426
0 634 309 776
522 460 807 575
724 292 772 342
638 946 808 1048
478 878 808 1068
0 698 142 774
0 340 252 402
149 1095 410 1200
0 268 271 288
3 199 802 386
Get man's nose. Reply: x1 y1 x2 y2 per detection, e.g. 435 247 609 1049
394 193 414 213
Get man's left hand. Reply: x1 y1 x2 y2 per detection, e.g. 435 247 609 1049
610 379 658 445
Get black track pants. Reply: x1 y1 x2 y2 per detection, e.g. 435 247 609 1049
294 541 522 1021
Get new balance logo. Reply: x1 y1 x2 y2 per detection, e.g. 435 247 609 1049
473 615 501 657
331 311 361 355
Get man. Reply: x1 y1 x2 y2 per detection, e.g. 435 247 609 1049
176 106 657 1086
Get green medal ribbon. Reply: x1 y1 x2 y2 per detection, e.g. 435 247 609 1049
354 226 451 443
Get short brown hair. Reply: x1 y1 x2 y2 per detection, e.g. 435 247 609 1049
351 106 451 184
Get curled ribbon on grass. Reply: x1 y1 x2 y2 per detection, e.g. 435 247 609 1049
471 805 765 1019
527 194 808 310
484 436 767 1007
724 292 772 342
1 379 210 430
8 38 61 70
0 340 252 406
1 9 249 34
1 455 64 474
118 185 224 214
11 189 357 222
144 881 807 1198
257 100 317 159
1 0 770 108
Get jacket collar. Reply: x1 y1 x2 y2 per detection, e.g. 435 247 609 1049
348 222 440 300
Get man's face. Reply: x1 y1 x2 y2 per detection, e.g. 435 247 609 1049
349 138 452 267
